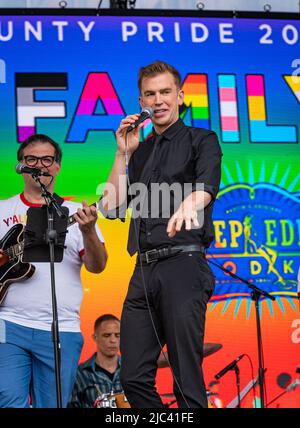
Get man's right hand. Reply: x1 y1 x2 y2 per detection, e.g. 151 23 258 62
116 114 143 155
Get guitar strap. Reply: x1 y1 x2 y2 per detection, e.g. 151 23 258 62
53 193 64 206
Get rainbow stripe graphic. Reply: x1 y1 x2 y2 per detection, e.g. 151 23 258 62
67 72 125 142
181 74 210 129
218 74 239 143
246 75 297 143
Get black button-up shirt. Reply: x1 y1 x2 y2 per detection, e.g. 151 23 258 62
126 119 222 254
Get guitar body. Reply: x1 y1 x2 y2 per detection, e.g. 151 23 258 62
0 224 35 305
0 201 95 305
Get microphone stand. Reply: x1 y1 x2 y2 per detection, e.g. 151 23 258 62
208 258 276 409
33 173 67 408
266 390 289 408
234 365 241 408
164 399 177 408
266 380 300 407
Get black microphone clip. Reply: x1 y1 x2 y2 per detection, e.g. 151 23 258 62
215 354 245 380
15 163 51 177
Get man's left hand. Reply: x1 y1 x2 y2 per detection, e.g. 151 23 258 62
74 200 98 235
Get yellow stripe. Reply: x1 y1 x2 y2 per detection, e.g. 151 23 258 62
184 94 208 107
284 75 300 92
248 96 266 120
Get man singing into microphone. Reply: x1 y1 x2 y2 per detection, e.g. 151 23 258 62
0 134 107 407
99 60 222 408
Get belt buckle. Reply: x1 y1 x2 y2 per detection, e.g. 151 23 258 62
145 249 158 264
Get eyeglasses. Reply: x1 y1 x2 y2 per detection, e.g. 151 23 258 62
23 155 56 168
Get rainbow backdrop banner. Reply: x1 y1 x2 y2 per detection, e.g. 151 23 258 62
0 12 299 407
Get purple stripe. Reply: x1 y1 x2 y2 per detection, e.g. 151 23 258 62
18 126 35 142
77 100 95 115
77 99 124 115
103 99 124 114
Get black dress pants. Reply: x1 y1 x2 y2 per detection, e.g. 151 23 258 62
120 251 215 408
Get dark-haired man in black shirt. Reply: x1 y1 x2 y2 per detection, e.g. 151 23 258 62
99 60 222 408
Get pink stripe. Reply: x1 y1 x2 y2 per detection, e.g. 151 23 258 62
219 88 236 101
81 74 118 99
18 126 35 141
246 75 264 96
221 116 239 131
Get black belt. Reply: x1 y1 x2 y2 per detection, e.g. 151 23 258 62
138 244 206 264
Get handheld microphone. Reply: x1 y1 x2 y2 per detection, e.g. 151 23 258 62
215 354 245 380
126 107 153 133
15 163 51 177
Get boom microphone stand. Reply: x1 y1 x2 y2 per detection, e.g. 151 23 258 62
23 173 68 408
208 258 276 408
234 364 241 408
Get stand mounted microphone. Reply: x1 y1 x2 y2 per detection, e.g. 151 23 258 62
126 107 153 133
215 354 245 380
16 163 51 177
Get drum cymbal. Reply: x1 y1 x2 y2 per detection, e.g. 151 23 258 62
157 343 222 369
203 343 222 357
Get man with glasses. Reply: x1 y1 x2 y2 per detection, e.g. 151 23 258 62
0 134 108 408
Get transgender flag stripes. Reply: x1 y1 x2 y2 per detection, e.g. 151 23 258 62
218 74 240 143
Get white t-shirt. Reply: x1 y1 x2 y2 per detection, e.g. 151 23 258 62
0 193 104 332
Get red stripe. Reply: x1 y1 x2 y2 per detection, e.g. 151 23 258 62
20 192 42 207
79 249 85 258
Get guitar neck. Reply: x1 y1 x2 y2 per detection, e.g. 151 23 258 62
67 202 97 226
5 202 98 260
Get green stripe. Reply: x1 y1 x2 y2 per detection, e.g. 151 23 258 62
192 106 209 119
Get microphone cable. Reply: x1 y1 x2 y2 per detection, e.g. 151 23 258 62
124 128 191 408
206 250 267 408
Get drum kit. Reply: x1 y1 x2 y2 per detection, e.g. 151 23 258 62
160 342 223 408
94 391 131 408
94 343 223 408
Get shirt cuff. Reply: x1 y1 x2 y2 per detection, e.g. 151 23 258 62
98 197 126 222
192 183 218 200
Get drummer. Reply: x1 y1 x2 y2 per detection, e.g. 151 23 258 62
68 313 172 408
68 314 122 408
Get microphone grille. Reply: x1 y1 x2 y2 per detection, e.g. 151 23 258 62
142 106 153 117
15 163 24 174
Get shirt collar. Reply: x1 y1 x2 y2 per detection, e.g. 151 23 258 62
20 192 42 207
152 118 184 142
80 353 97 370
81 353 121 372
